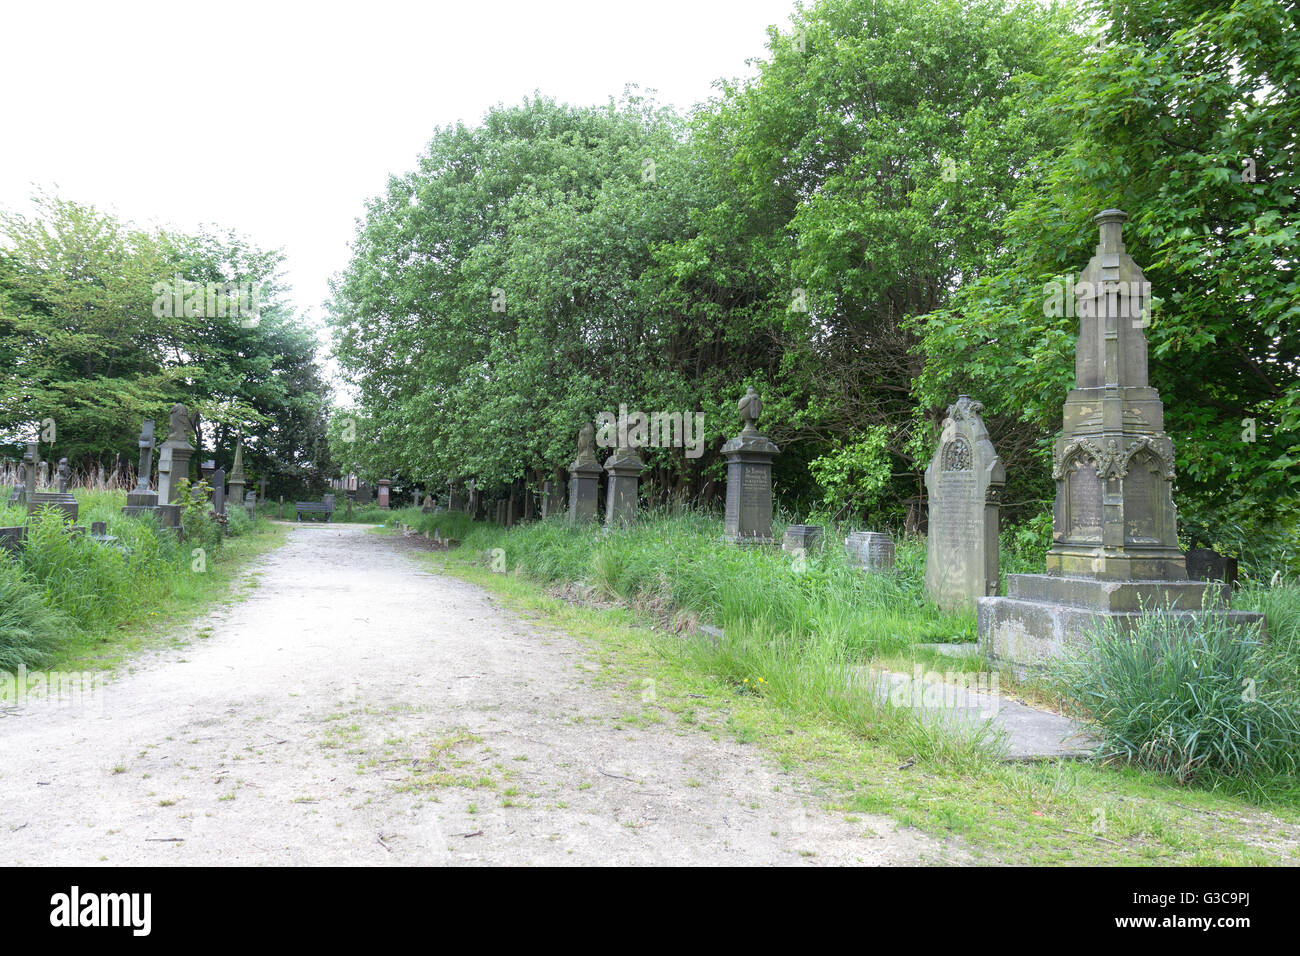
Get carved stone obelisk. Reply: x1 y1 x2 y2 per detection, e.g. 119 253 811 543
979 210 1264 671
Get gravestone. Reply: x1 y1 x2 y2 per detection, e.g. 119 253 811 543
979 210 1264 671
568 424 602 524
421 494 434 513
467 480 478 517
845 531 895 571
123 420 160 518
212 468 226 515
156 403 195 507
782 525 823 554
0 526 25 554
200 459 216 482
28 490 79 523
244 491 257 518
722 387 779 545
1185 548 1239 589
38 460 49 490
924 395 1005 612
448 484 465 512
541 477 565 519
377 480 391 509
258 475 268 504
604 446 645 525
56 458 72 493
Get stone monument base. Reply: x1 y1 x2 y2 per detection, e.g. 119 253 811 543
979 573 1266 676
28 492 79 522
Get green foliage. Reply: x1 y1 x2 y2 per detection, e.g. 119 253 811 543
1048 607 1300 785
177 479 221 554
0 191 332 494
807 426 892 519
911 0 1300 558
0 555 67 671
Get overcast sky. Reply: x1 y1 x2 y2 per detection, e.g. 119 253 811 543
0 0 800 340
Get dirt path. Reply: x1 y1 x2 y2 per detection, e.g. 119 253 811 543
0 524 956 866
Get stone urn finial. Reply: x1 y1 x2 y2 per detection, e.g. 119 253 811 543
738 387 762 434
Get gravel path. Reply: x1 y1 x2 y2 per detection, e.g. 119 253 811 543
0 524 954 866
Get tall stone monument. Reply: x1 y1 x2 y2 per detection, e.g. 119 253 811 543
156 404 195 529
604 445 645 525
722 387 779 545
979 210 1264 670
227 439 248 511
568 423 602 524
7 442 38 506
122 420 159 518
924 395 1005 611
377 479 391 509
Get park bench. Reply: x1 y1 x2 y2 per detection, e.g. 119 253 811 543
295 501 333 522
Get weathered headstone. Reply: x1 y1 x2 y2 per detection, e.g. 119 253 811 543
448 483 465 512
924 395 1005 611
1185 548 1239 589
212 467 226 515
722 387 779 545
244 490 257 518
568 424 602 524
7 442 38 507
0 526 26 554
421 494 435 513
541 477 565 518
979 210 1264 671
782 525 823 554
156 403 195 507
258 474 268 504
377 479 391 509
604 446 645 525
845 531 896 571
56 458 71 493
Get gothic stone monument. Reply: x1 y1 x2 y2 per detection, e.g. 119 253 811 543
978 210 1264 671
722 387 779 545
604 446 645 525
29 457 79 522
568 423 602 524
924 395 1005 611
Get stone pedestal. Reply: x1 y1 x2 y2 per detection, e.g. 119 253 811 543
978 210 1266 670
721 389 778 546
782 525 823 554
604 447 644 526
845 531 895 570
27 492 78 523
377 480 391 509
568 462 602 524
158 414 195 506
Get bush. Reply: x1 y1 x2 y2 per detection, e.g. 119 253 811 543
1048 608 1300 784
0 555 68 671
226 506 252 537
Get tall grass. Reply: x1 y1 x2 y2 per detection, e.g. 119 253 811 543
0 556 68 671
1048 607 1300 784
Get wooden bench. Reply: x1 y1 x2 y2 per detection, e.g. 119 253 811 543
295 501 333 522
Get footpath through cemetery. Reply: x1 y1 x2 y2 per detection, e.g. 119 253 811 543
1 0 1298 870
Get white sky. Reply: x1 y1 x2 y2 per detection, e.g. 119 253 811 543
0 0 801 344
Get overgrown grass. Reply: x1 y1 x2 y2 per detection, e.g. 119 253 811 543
1047 594 1300 789
0 488 281 678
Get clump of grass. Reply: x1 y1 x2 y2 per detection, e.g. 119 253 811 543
0 555 69 671
1048 608 1300 784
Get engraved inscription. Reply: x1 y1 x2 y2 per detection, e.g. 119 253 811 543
1068 462 1103 541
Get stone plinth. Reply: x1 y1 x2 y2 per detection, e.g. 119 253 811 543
568 462 602 524
604 447 644 526
782 525 823 554
980 574 1264 675
27 492 79 523
1185 548 1239 588
845 531 895 571
721 388 779 546
377 480 391 509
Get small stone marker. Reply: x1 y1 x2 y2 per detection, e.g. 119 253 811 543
722 387 779 545
568 423 602 524
604 446 645 525
212 467 226 515
1185 548 1239 588
782 525 823 554
845 531 895 570
56 458 71 493
924 395 1004 612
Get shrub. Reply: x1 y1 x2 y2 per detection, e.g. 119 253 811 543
1048 608 1300 784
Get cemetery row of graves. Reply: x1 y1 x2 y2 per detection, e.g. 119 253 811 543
367 213 1300 796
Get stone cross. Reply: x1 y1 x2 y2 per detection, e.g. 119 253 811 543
923 395 1004 611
